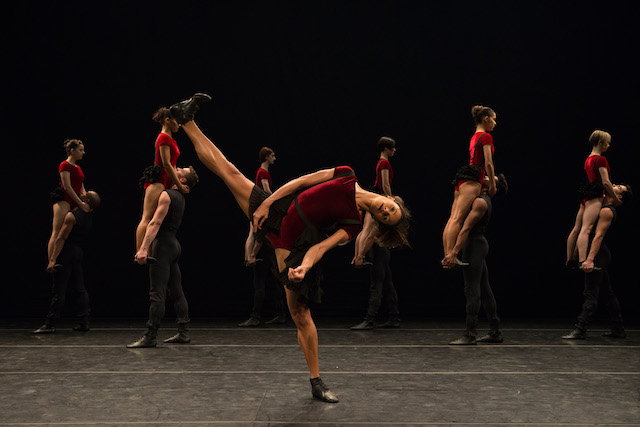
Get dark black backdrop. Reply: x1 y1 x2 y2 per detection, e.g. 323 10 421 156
5 2 639 321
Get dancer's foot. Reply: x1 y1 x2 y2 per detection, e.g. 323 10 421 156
126 335 157 348
310 377 339 403
32 324 55 334
170 93 212 125
72 323 90 332
164 332 191 344
449 335 477 345
562 329 586 340
377 318 400 328
265 315 286 325
477 332 503 343
602 329 626 339
237 317 261 327
350 320 374 330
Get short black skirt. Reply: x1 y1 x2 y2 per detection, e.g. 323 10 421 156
138 164 163 189
577 181 604 201
248 185 326 308
49 186 65 204
451 164 483 187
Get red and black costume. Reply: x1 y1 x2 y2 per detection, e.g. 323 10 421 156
452 132 494 190
249 166 363 305
255 167 273 189
50 160 85 209
373 158 393 191
578 155 609 204
139 133 181 189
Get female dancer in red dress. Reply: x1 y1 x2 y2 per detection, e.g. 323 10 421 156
169 93 409 403
48 139 89 261
566 130 621 268
442 105 497 265
135 106 190 255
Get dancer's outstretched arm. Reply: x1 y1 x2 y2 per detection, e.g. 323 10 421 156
253 168 336 229
288 229 350 282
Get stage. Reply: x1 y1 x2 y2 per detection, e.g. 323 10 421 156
0 317 638 426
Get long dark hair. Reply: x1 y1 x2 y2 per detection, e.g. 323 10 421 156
375 196 411 248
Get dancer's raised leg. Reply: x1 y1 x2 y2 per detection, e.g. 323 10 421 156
181 120 254 218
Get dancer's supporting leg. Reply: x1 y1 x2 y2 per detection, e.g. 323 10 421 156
442 180 481 256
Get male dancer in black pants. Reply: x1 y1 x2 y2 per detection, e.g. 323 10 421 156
563 183 632 340
442 174 508 345
34 191 101 334
128 166 199 348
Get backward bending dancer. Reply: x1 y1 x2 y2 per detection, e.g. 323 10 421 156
169 93 410 403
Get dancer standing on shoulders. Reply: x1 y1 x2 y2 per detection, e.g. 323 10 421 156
169 93 410 403
442 106 497 265
48 139 90 262
351 137 401 330
135 106 190 260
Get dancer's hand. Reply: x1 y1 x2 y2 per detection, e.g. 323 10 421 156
245 254 257 267
79 201 91 213
441 253 457 269
134 249 148 265
46 261 58 273
580 259 594 273
288 266 309 283
253 201 271 230
178 184 190 194
351 255 365 268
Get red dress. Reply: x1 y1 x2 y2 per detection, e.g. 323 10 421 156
144 133 180 189
373 158 393 190
255 167 273 189
268 166 363 251
59 160 85 209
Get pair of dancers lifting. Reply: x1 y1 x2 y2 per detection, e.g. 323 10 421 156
135 107 191 262
168 93 410 403
442 105 497 267
566 130 622 270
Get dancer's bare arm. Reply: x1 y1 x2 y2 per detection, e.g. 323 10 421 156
483 145 496 197
288 229 350 282
61 170 90 212
582 208 614 272
598 167 621 205
135 192 170 264
442 197 488 269
160 145 189 194
351 212 377 267
253 168 336 228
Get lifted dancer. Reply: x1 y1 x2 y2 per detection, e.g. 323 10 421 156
563 183 632 340
170 93 410 403
443 174 508 345
128 166 199 348
442 106 497 262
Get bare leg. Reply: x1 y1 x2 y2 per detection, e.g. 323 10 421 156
442 181 482 255
577 198 603 262
566 204 584 265
181 121 254 218
48 201 71 260
136 183 165 251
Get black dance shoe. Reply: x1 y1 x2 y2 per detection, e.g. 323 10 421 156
602 329 626 339
377 318 400 328
350 320 374 330
238 317 261 327
310 377 339 403
126 335 157 348
164 332 191 344
265 315 287 325
169 93 212 125
561 329 586 340
72 324 90 332
477 332 503 343
32 324 55 334
448 335 477 345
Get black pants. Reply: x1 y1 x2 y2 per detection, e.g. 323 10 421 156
249 244 286 319
575 244 624 332
461 234 500 338
46 244 90 326
364 245 399 321
146 233 190 336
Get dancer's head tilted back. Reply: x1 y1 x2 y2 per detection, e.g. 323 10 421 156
372 195 411 248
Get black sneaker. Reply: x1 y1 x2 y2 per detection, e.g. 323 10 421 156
265 315 286 325
350 320 374 330
602 330 626 339
562 329 586 340
32 324 55 334
169 93 212 124
126 335 157 348
164 332 191 344
477 332 503 343
238 317 261 327
310 377 339 403
377 319 400 328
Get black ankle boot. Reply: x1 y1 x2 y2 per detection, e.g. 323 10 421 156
169 93 212 124
310 377 339 403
